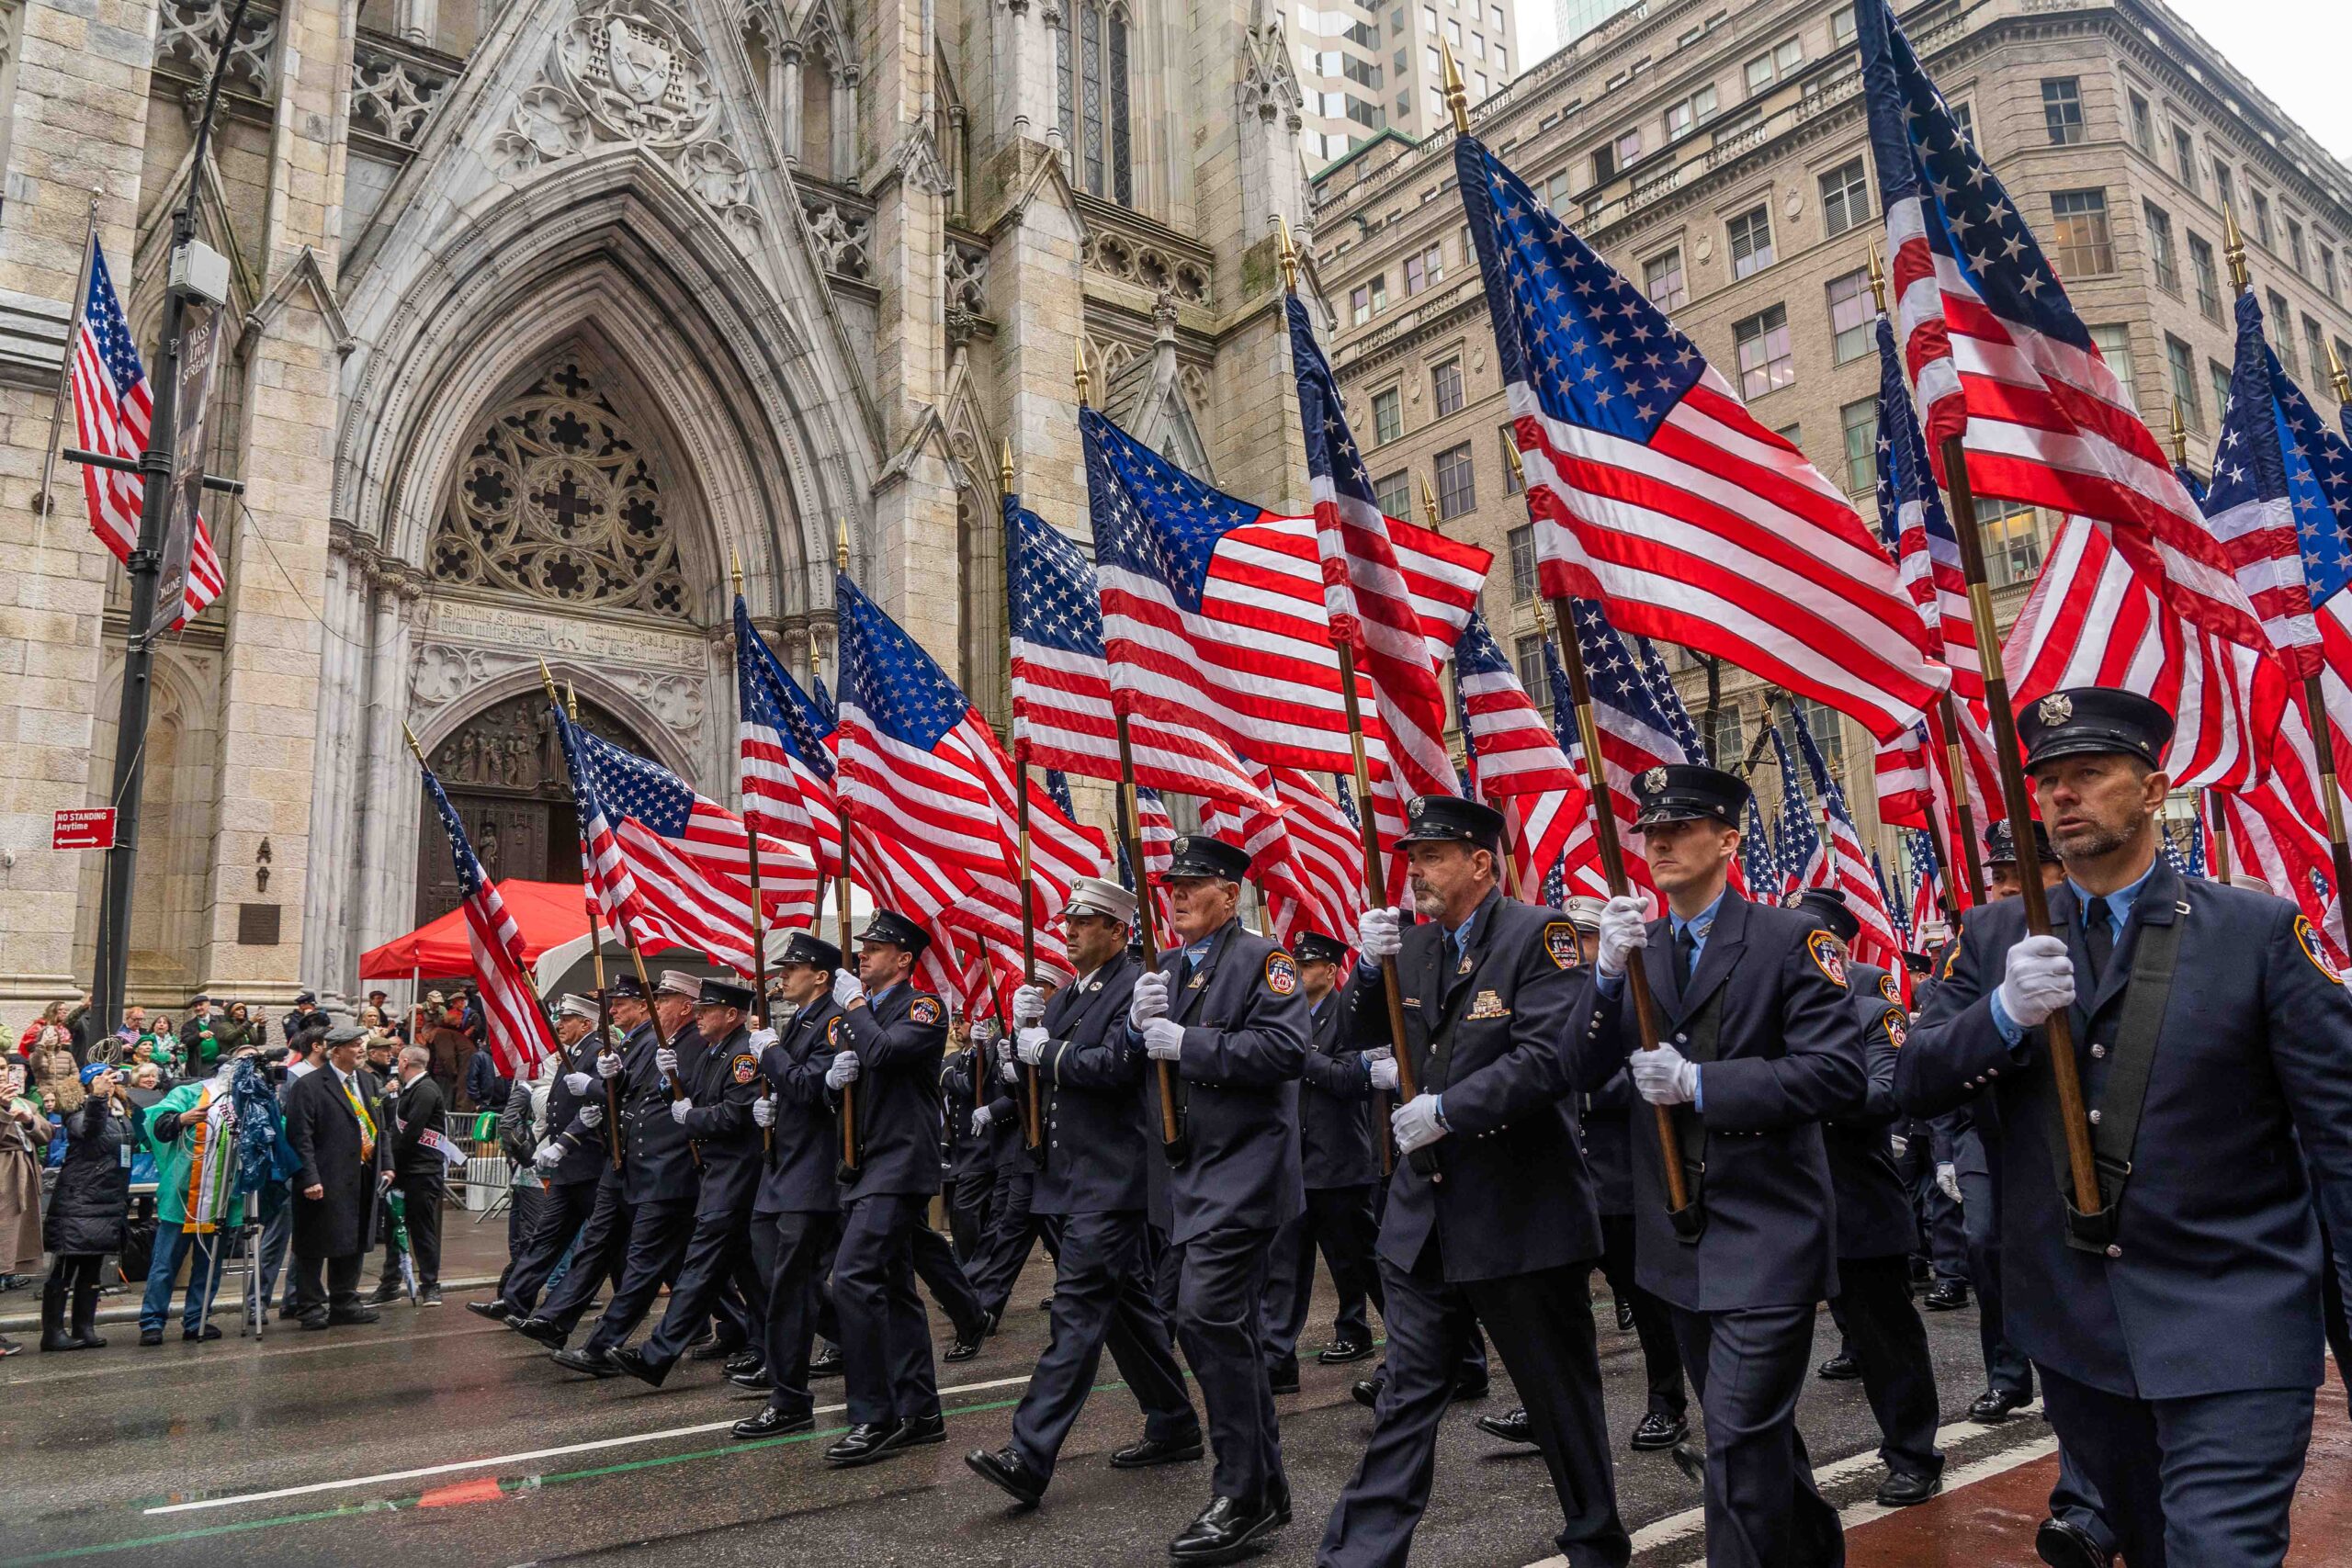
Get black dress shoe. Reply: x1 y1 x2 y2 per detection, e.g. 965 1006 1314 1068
512 1315 568 1349
808 1343 844 1378
2035 1517 2114 1568
984 1306 1004 1336
892 1412 947 1449
367 1280 404 1304
1876 1469 1943 1507
467 1298 513 1320
297 1312 331 1331
326 1306 380 1325
1615 1300 1635 1332
1169 1495 1283 1563
724 1348 763 1376
1922 1280 1970 1311
732 1406 815 1440
1631 1412 1690 1451
1038 1295 1056 1314
1351 1373 1384 1410
944 1332 983 1362
824 1420 904 1468
1109 1432 1205 1468
1267 1362 1299 1395
1475 1407 1534 1445
1317 1338 1374 1365
182 1323 222 1342
1816 1351 1861 1382
1451 1376 1489 1403
139 1328 164 1346
552 1346 619 1377
729 1369 774 1391
687 1337 735 1362
607 1347 669 1388
1970 1387 2031 1423
966 1445 1048 1507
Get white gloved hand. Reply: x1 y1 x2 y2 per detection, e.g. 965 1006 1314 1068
1937 1162 1962 1203
1890 1134 1910 1160
825 1051 860 1089
669 1097 693 1124
655 1045 678 1077
1631 1043 1700 1105
970 1105 995 1136
580 1101 604 1129
749 1028 778 1050
1357 907 1402 961
1015 1026 1048 1065
533 1141 564 1171
596 1051 623 1079
1996 934 2075 1028
1128 970 1170 1029
1598 894 1652 979
562 1071 593 1096
1392 1093 1447 1154
831 969 865 1008
752 1096 775 1128
1141 1018 1186 1062
997 1055 1019 1085
1011 985 1048 1027
1366 1052 1400 1092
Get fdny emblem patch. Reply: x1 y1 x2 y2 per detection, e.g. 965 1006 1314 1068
1806 929 1849 988
910 996 944 1025
1640 765 1668 795
1543 921 1584 971
1940 942 1962 981
1408 795 1427 819
1265 951 1299 996
826 1016 844 1046
1881 1008 1908 1051
731 1053 759 1085
1878 972 1902 1005
2038 692 2074 727
2295 915 2343 985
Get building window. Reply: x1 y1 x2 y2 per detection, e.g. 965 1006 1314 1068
1729 206 1775 279
1494 44 1506 73
2048 190 2113 278
1374 469 1412 518
1819 158 1869 237
1645 248 1688 310
1789 697 1846 778
1373 387 1403 444
1403 243 1444 296
2306 317 2328 389
2269 289 2298 377
2144 202 2177 294
1777 421 1803 446
1949 101 1973 145
1434 440 1476 517
1422 4 1436 30
1665 85 1717 141
1840 397 1877 494
2290 219 2309 274
1742 35 1802 95
1733 304 1795 400
2324 246 2340 303
1431 357 1464 417
1445 17 1461 45
1507 523 1538 599
1500 426 1522 492
2188 233 2221 321
2165 334 2200 431
1062 2 1133 206
2173 126 2198 189
2212 159 2234 215
2041 79 2084 146
2089 323 2138 413
1513 633 1546 697
2127 91 2153 154
1710 705 1747 765
1831 4 1857 45
1826 268 1873 363
1974 498 2043 589
2210 359 2233 429
1546 170 1573 209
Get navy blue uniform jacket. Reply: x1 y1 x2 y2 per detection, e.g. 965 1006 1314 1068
756 1000 843 1215
1578 891 1863 1313
1297 988 1377 1190
1033 953 1151 1216
621 1021 705 1206
679 1022 763 1217
1823 961 1917 1260
542 1030 613 1185
836 981 950 1201
1898 863 2352 1398
1346 888 1601 1283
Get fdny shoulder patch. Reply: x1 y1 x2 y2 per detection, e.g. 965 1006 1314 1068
826 1016 844 1046
1880 1007 1908 1051
1940 941 1962 981
1878 972 1902 1005
2294 915 2344 986
731 1052 760 1084
1265 951 1299 996
1543 920 1585 971
1806 929 1849 989
910 995 944 1025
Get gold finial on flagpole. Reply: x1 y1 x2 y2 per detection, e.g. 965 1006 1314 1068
401 723 425 765
1278 216 1299 294
1868 243 1888 315
1504 440 1527 493
1074 337 1091 408
1000 438 1015 494
537 659 560 704
564 681 579 721
1418 474 1441 531
1532 595 1549 637
2329 338 2351 408
730 545 743 595
1440 40 1470 134
2167 398 2190 468
2222 201 2251 294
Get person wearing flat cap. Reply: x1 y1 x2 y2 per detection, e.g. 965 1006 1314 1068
1902 686 2352 1568
821 908 956 1468
1120 831 1307 1562
1576 762 1862 1568
507 976 645 1340
280 1023 391 1331
1322 793 1628 1568
964 875 1202 1508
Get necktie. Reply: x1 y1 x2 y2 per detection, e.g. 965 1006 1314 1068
2084 897 2114 988
1675 923 1699 992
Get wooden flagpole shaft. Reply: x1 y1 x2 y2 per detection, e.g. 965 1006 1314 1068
1544 596 1692 1221
548 676 625 1165
1936 434 2098 1216
2208 792 2233 879
1114 714 1184 1153
835 796 857 1171
1014 761 1043 1150
36 193 99 524
731 562 775 1157
1936 694 1989 904
2301 674 2352 911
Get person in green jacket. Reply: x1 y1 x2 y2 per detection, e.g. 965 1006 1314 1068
182 997 222 1072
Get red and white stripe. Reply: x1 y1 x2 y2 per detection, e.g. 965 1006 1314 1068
582 797 817 978
69 308 225 627
1803 808 1903 972
463 878 558 1076
1202 766 1369 953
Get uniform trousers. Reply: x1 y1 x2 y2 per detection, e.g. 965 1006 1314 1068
500 1184 544 1296
637 1185 762 1370
970 1164 1048 1317
834 1192 943 1427
1319 1243 1629 1568
2322 1209 2352 1421
1010 1209 1199 1479
910 1219 987 1339
1911 1164 1966 1285
536 1180 636 1331
1959 1167 2032 1399
1175 1224 1286 1506
1266 1184 1382 1374
1669 1303 1845 1568
1826 1255 1942 1480
947 1168 993 1261
582 1197 695 1353
751 1209 842 1420
503 1179 600 1314
1598 1211 1685 1420
2040 1367 2312 1568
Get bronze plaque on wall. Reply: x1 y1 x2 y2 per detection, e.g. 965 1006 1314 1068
237 903 281 946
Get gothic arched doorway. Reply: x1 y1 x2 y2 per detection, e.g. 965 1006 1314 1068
413 691 657 930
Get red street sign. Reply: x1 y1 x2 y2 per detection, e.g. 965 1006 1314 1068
53 808 117 851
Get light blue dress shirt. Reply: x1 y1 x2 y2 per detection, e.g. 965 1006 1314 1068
1987 859 2159 1044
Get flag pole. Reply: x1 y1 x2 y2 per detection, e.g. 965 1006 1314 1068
730 555 775 1162
537 660 696 1168
831 520 859 1174
1001 438 1044 1156
1283 221 1436 1180
2165 400 2232 881
35 189 101 532
566 682 624 1169
1082 342 1186 1159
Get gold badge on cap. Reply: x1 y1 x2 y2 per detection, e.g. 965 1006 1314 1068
2038 693 2074 726
1408 796 1427 818
1641 766 1668 794
1173 835 1190 857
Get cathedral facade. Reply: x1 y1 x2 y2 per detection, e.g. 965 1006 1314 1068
0 0 1326 1009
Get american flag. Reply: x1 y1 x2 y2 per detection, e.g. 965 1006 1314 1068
2162 828 2192 879
1788 706 1902 967
554 705 817 976
71 243 224 628
2215 774 2346 961
1453 609 1585 897
736 596 844 879
1455 131 1947 743
1081 406 1486 780
1859 0 2267 656
1872 311 1978 695
1289 294 1476 800
1008 495 1276 810
1906 828 1948 939
1877 849 1911 948
419 761 557 1076
2187 812 2209 877
1768 723 1822 902
1870 704 1996 910
1552 596 1701 897
1201 766 1367 955
1740 794 1779 904
1114 784 1177 935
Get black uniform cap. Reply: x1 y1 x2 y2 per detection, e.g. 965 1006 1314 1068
1397 794 1506 849
1631 763 1751 829
2017 687 2174 771
777 931 843 971
695 976 755 1010
293 991 318 1006
856 908 933 958
1791 886 1860 944
604 974 647 1001
1983 817 2054 866
1294 931 1349 964
1162 834 1251 882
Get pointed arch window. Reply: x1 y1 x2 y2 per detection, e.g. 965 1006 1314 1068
1062 0 1132 207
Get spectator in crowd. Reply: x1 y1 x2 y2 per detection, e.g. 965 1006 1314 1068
424 1001 469 1101
41 1064 135 1351
137 1045 251 1345
362 1027 398 1080
123 1062 164 1111
17 999 80 1067
280 991 321 1046
284 1027 326 1084
282 1026 390 1330
212 1002 264 1061
376 1043 449 1306
182 998 221 1074
464 1034 511 1112
0 1062 43 1351
27 1019 85 1122
99 1006 147 1066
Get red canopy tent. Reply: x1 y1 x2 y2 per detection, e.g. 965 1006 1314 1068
357 879 593 980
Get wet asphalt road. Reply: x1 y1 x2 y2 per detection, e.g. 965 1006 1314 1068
1 1256 2051 1568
